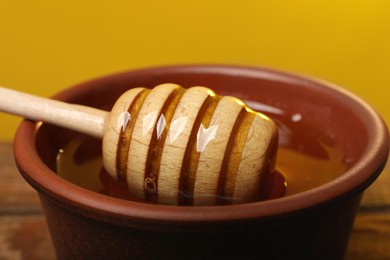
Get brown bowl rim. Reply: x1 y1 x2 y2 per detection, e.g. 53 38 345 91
14 65 389 227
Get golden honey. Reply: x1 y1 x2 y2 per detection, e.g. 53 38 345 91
56 101 349 204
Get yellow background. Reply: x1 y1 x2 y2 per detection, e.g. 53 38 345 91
1 1 389 140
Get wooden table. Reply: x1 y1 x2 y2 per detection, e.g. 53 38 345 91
0 142 389 259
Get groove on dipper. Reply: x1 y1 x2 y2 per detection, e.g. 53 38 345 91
144 86 185 203
178 94 221 205
116 89 150 188
216 108 255 205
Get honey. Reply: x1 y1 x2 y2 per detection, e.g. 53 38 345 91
56 100 349 204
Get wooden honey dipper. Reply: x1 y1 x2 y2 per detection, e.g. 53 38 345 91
0 84 278 206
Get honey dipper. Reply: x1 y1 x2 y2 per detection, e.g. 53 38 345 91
0 84 278 206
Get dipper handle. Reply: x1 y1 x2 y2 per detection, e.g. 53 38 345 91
0 86 109 138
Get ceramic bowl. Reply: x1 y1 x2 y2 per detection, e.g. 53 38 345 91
14 65 389 259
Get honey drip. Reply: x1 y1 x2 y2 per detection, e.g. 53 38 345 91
216 108 255 204
116 89 150 188
178 94 221 205
143 87 185 203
